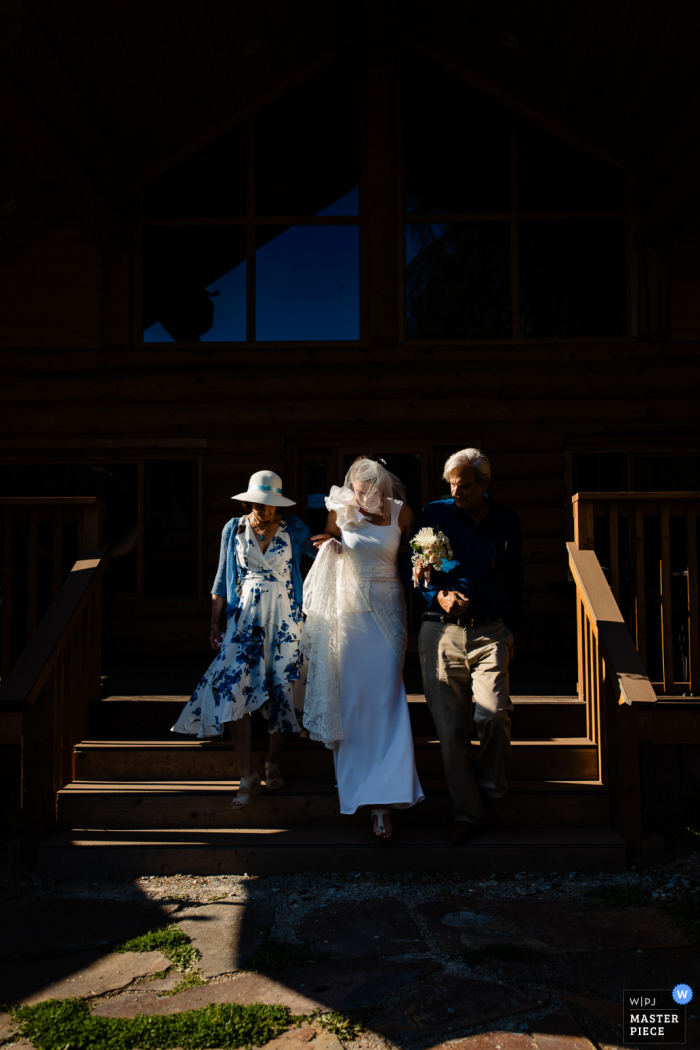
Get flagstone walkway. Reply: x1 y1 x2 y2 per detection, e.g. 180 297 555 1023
0 854 698 1050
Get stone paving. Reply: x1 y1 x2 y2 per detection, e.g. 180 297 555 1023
0 852 698 1050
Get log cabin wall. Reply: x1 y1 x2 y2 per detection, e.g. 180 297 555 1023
3 31 700 662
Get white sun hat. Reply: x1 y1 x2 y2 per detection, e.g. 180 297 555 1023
232 469 296 507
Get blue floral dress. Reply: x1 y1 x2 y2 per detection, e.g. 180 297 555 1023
172 518 304 738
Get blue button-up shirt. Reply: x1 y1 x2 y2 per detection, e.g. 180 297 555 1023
403 496 524 632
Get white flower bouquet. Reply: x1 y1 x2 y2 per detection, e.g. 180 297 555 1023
410 527 457 588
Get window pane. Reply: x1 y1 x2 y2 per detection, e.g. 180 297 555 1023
404 56 510 214
256 59 359 216
634 456 700 491
406 222 511 339
572 453 628 493
142 226 246 342
255 225 359 340
143 124 247 219
144 459 199 600
518 118 624 212
519 219 627 337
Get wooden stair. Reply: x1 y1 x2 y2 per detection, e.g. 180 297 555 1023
36 683 626 876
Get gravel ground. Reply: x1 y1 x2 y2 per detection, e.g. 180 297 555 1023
1 850 697 1050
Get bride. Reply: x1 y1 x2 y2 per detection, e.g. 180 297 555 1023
304 457 424 840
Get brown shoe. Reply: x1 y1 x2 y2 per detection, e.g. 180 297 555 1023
449 821 479 844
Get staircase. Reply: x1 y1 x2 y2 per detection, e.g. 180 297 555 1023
36 655 626 876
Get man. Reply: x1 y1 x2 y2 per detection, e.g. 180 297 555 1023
407 448 523 843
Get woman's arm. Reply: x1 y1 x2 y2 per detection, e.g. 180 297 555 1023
398 503 417 546
311 509 342 548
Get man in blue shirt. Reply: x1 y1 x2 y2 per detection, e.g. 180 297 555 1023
407 448 523 843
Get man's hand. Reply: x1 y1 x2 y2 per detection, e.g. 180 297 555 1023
437 590 470 616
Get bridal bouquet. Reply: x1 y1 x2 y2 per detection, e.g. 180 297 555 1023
410 527 456 588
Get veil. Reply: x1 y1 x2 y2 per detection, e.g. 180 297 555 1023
343 457 406 514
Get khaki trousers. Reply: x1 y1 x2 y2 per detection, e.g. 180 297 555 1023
418 619 513 826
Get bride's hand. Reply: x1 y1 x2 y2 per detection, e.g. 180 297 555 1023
311 533 342 552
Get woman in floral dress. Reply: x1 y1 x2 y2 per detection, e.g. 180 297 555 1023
172 470 316 807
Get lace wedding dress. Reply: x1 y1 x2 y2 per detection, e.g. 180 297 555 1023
302 497 424 815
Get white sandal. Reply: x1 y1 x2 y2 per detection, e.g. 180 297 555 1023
265 762 285 791
231 773 261 809
371 807 393 841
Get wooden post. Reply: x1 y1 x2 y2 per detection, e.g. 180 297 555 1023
660 502 675 694
687 503 700 695
1 509 13 679
634 502 647 666
573 495 595 550
610 689 643 856
609 502 620 604
82 503 102 549
26 517 39 637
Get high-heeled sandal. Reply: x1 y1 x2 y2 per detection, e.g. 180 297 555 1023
264 762 285 791
371 807 393 841
231 773 261 809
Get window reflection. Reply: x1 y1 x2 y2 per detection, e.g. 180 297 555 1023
519 219 626 337
406 222 511 339
256 225 359 341
142 226 246 342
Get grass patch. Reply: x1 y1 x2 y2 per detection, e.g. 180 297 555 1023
11 997 293 1050
459 941 545 965
665 893 700 945
164 971 208 997
313 1009 367 1040
244 939 317 973
115 923 200 972
587 883 648 908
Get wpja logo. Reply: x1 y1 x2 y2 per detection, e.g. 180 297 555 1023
623 987 692 1044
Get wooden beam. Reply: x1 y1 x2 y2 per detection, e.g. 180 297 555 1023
0 63 128 250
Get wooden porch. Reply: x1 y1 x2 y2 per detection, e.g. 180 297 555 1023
2 492 697 875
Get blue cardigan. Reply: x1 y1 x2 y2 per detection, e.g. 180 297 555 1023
211 514 317 616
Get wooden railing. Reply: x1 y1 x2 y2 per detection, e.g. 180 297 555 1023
1 497 104 681
0 544 109 850
573 492 700 696
568 540 657 851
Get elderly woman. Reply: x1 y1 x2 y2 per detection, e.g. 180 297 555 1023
172 470 316 807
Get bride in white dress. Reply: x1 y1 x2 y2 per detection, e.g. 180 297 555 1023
303 457 424 840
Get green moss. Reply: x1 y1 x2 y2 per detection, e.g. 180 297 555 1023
11 997 293 1050
586 883 647 907
313 1009 366 1040
9 998 369 1050
115 923 199 972
459 941 545 965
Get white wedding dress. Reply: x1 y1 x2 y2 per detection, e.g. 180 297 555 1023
334 498 424 814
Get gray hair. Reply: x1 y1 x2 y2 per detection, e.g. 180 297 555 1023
443 448 491 486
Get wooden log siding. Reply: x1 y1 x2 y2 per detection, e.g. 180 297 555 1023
0 227 101 349
573 493 700 696
1 326 700 657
